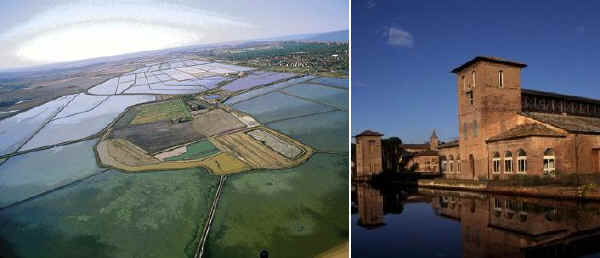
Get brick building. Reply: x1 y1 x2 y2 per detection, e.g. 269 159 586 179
354 130 384 179
370 56 600 180
440 56 600 180
402 131 442 173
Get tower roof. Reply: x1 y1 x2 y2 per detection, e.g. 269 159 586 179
354 130 383 137
451 56 527 73
430 130 438 139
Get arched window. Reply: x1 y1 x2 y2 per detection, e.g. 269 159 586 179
517 149 527 173
498 70 504 88
504 151 513 173
457 155 461 174
492 152 501 174
472 71 476 88
544 149 556 176
449 155 454 173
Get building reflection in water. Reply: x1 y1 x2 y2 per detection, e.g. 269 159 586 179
352 183 600 258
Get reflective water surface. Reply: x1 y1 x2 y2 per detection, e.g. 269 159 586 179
352 183 600 258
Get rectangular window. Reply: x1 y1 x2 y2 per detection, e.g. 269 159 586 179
544 156 555 176
518 158 527 173
466 91 473 105
504 158 513 173
498 71 504 88
442 161 447 173
494 199 503 210
472 71 476 88
457 160 461 173
493 159 501 174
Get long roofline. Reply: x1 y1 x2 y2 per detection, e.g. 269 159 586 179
451 56 527 73
522 88 600 105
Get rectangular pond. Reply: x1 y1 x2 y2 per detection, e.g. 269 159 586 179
21 95 155 151
0 94 77 156
0 168 219 258
205 153 348 258
231 91 335 124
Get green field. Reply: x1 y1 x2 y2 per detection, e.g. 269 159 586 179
130 99 191 125
165 140 219 161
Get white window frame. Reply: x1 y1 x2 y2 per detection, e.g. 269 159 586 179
504 156 513 174
494 199 502 211
517 153 527 174
493 157 501 174
544 153 556 176
442 160 447 173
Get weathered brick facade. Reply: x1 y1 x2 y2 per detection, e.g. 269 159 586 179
354 130 383 179
445 56 600 180
361 56 600 180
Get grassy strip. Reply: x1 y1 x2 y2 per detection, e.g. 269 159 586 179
165 140 219 161
130 98 191 125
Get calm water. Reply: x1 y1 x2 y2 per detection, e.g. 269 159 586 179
352 183 600 258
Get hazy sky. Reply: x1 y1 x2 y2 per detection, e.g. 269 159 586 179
352 0 600 143
0 0 348 69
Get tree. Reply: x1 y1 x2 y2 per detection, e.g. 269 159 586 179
381 137 403 172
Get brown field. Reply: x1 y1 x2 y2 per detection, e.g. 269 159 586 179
200 152 251 175
109 120 205 153
191 109 246 136
96 138 251 173
212 127 312 169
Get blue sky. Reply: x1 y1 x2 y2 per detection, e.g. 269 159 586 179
352 0 600 143
0 0 348 69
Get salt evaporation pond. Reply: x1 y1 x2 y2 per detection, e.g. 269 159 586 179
0 94 76 156
196 63 254 74
282 83 348 110
232 91 335 123
309 77 349 88
225 76 316 105
164 69 196 81
0 139 103 208
53 94 109 119
88 78 120 95
125 84 203 95
0 168 219 258
267 110 348 153
21 95 155 150
205 153 348 258
221 71 296 92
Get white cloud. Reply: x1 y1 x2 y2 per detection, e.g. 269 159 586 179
386 27 414 48
367 0 376 9
0 2 254 67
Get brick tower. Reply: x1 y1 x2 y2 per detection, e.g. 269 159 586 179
451 56 527 180
355 130 384 179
